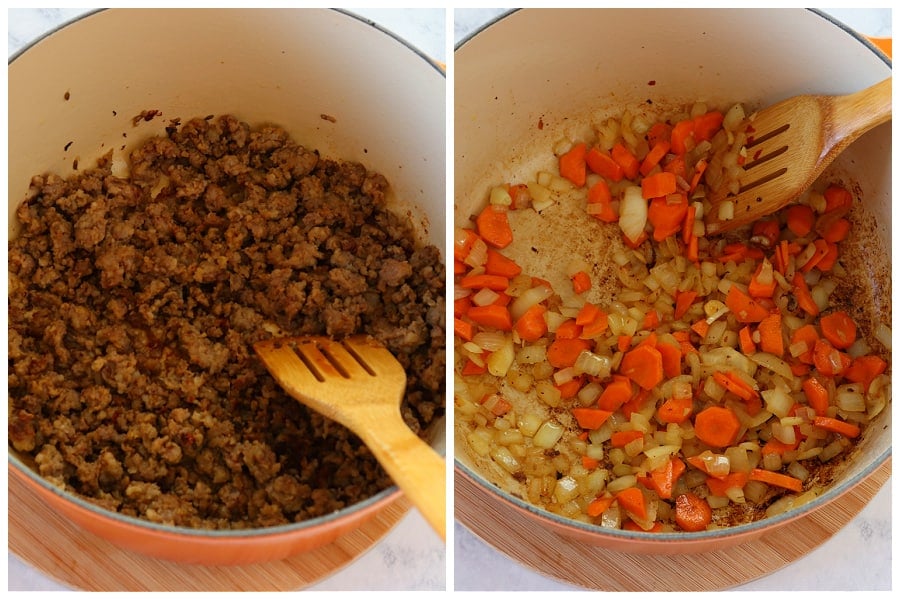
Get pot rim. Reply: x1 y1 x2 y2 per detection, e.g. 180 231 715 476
7 5 445 543
453 6 892 544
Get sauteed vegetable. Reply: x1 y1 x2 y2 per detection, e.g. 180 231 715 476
454 100 890 532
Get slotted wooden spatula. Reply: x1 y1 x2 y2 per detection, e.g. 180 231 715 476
253 335 446 540
705 77 891 234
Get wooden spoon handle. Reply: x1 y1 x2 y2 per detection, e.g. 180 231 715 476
826 77 892 158
357 415 447 540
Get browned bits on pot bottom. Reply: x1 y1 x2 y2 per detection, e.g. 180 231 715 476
8 114 445 530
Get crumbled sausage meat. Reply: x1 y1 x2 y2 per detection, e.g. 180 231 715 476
8 115 445 529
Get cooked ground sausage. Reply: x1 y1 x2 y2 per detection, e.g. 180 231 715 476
8 115 445 529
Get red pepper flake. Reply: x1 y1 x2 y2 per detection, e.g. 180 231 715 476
753 148 763 161
538 117 544 130
648 80 656 86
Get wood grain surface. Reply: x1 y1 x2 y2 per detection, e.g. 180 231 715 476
455 457 890 591
9 473 411 591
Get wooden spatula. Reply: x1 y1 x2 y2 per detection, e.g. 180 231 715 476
704 77 891 234
253 335 446 540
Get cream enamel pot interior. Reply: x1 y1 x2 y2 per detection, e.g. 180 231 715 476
8 8 445 566
454 8 891 554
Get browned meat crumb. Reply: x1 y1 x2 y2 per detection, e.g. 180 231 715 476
8 114 445 529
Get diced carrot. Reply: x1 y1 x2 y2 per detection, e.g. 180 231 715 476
823 184 853 213
645 457 686 500
646 122 672 148
556 376 585 400
454 296 472 318
688 159 708 194
725 284 771 323
576 302 600 326
686 234 699 262
674 492 712 532
711 371 759 404
611 142 640 180
821 217 851 243
623 519 664 532
617 335 633 352
657 394 693 424
546 337 591 369
586 146 624 181
739 326 757 355
597 375 633 411
691 318 710 339
514 304 548 342
454 318 475 342
555 318 582 340
616 487 647 520
572 407 614 430
813 415 861 439
619 344 664 390
586 494 615 518
801 376 830 416
642 309 660 330
785 204 815 237
587 178 613 204
692 111 724 142
761 436 800 456
669 119 695 155
674 289 697 320
681 203 697 245
454 228 480 262
657 341 682 378
580 308 610 339
461 359 487 376
844 355 888 390
819 310 857 349
459 273 509 291
484 248 522 278
454 260 467 275
621 387 652 420
559 142 588 187
812 338 851 377
757 312 784 357
705 471 749 497
475 204 514 249
611 429 645 448
799 238 831 273
752 218 781 248
747 258 777 298
663 154 687 179
467 304 513 331
641 171 678 200
640 139 671 177
581 455 600 470
647 194 688 241
694 406 742 448
790 324 819 364
571 270 592 294
815 241 840 272
748 468 804 493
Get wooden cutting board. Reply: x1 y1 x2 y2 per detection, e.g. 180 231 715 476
456 457 890 591
8 472 411 591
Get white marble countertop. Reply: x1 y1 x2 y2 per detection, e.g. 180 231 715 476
452 7 892 593
6 7 446 592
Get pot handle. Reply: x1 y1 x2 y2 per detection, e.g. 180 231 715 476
865 36 892 59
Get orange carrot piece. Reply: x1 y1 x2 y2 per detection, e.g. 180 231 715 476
514 304 548 342
581 455 600 470
587 178 613 204
619 344 664 390
705 471 749 497
802 376 830 416
725 284 771 323
815 241 840 272
823 184 853 213
459 273 510 291
555 318 582 340
616 487 647 520
571 270 592 294
669 119 695 155
576 302 601 326
785 204 815 237
821 217 851 243
657 394 693 424
674 289 697 320
674 492 712 532
752 218 781 247
546 337 591 369
748 468 804 493
757 312 784 357
642 309 660 330
556 376 585 400
646 122 672 147
484 248 522 278
691 318 710 339
475 204 514 249
692 110 724 142
454 318 475 342
467 304 513 331
611 429 645 448
597 375 633 411
747 259 777 298
799 238 830 273
814 415 861 439
641 171 678 200
647 194 688 241
657 341 682 378
739 326 757 355
790 324 819 364
791 273 819 317
586 146 624 182
454 296 472 318
813 338 851 377
586 495 615 518
640 139 671 177
694 406 742 448
507 183 530 209
844 355 888 390
711 371 759 404
761 436 800 455
454 228 480 262
461 359 487 376
559 142 588 187
617 335 633 353
572 407 614 430
611 142 640 180
646 457 686 500
819 310 857 349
